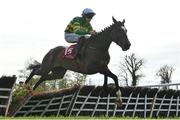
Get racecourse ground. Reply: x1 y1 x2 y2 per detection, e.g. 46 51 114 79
0 116 180 120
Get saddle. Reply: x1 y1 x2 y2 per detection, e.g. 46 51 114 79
62 37 87 59
63 44 76 59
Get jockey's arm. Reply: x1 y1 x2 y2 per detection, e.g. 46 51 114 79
84 30 96 39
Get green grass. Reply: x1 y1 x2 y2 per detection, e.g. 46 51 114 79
1 116 180 120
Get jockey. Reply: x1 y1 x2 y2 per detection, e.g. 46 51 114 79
64 8 96 56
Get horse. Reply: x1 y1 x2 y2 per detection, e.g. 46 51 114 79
25 17 131 106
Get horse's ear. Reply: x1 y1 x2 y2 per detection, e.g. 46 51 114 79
122 19 125 24
112 16 118 24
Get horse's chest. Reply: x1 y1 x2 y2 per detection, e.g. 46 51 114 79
81 53 110 73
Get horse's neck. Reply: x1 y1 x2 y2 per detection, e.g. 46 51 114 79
88 28 113 52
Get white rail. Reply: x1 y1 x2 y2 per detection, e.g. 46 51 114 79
0 76 16 116
140 83 180 90
13 84 180 118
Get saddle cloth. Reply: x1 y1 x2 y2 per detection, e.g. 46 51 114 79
63 44 76 59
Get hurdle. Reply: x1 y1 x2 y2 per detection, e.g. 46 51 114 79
13 83 180 118
0 75 16 116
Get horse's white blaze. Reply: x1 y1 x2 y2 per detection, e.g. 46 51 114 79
121 26 127 33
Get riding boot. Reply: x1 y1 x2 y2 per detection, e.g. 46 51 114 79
75 36 85 57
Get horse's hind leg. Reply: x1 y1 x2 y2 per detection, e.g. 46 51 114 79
33 68 67 90
25 68 41 84
33 73 64 90
25 69 36 84
49 67 67 79
33 76 46 90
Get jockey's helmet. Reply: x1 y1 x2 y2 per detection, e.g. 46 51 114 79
82 8 96 19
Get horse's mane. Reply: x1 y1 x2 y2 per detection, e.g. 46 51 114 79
88 21 122 41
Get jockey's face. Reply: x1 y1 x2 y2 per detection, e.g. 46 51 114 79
85 17 92 22
83 13 94 22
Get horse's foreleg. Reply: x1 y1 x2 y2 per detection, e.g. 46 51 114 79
103 68 122 106
100 75 108 97
103 75 108 88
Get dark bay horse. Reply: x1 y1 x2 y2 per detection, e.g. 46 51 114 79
25 17 131 106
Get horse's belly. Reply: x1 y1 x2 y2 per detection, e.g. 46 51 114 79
84 62 105 74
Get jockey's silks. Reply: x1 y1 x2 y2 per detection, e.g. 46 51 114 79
65 17 93 35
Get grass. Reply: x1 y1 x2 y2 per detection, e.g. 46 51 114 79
1 116 180 120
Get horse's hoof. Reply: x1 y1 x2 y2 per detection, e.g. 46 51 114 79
115 99 123 107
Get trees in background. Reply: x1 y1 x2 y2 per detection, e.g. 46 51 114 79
118 68 129 86
156 65 175 89
56 71 87 90
67 71 87 87
118 53 145 86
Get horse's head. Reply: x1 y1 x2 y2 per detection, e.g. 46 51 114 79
111 17 131 51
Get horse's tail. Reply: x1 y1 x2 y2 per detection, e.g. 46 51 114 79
27 60 41 70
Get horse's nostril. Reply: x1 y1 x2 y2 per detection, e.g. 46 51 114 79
125 43 130 49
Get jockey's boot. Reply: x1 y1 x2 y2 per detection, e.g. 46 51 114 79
75 36 86 57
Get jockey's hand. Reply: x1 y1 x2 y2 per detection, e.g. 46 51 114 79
90 30 96 35
84 34 91 39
